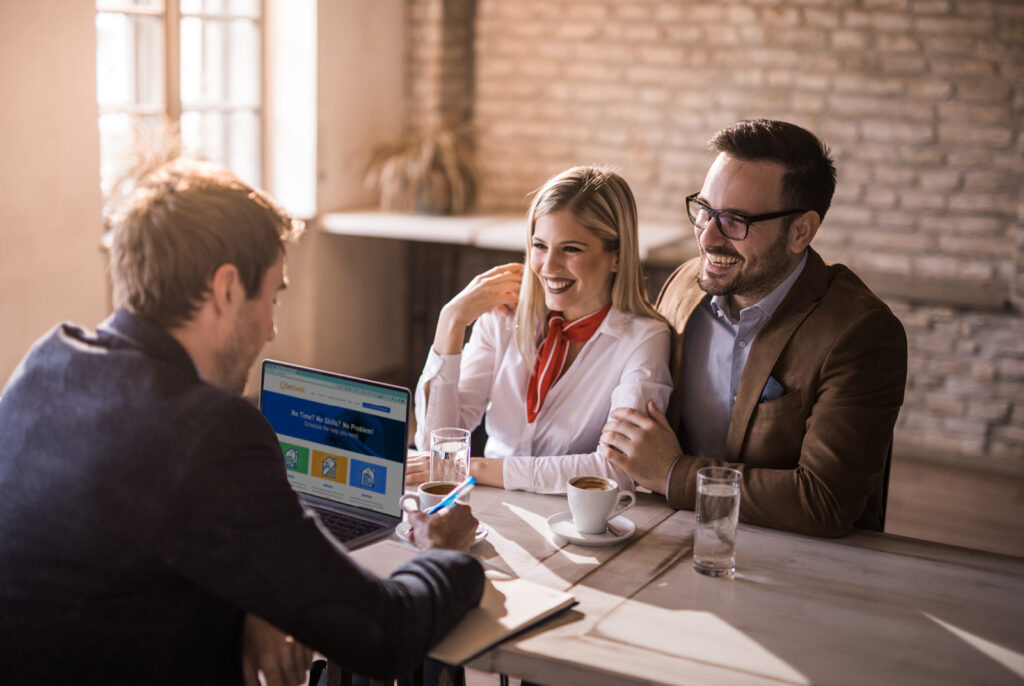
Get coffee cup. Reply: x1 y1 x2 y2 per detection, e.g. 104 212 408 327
400 480 469 513
566 475 636 535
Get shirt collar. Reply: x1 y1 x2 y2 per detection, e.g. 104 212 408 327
100 309 201 378
709 250 808 321
594 305 628 339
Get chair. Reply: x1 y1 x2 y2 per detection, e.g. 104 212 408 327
879 439 894 532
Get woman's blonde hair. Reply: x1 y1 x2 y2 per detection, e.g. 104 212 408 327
514 166 663 363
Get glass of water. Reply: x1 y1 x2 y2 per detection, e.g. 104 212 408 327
693 466 742 578
429 427 471 484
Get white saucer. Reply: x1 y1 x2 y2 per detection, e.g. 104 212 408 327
395 521 489 548
546 512 636 547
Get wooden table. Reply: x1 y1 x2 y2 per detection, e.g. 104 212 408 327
446 485 1024 686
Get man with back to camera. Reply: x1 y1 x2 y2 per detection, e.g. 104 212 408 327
0 159 484 685
601 119 908 537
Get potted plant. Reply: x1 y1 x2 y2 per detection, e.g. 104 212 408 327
364 124 478 215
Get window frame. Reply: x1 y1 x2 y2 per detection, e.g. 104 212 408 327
96 0 267 193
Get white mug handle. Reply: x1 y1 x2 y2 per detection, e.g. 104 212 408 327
609 491 637 520
400 493 420 513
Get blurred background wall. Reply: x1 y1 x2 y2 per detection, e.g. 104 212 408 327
0 1 108 383
400 0 1024 465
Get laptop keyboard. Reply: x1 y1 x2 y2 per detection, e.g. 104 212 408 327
316 508 384 542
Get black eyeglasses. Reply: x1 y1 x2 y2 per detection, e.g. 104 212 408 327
685 193 808 241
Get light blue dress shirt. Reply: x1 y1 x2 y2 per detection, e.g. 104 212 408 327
681 252 808 459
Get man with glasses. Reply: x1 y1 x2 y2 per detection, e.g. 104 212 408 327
601 119 907 537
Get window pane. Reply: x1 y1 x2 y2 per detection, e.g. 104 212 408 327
180 17 259 106
227 110 261 188
180 0 260 18
96 12 164 108
180 109 261 188
180 109 223 162
98 113 166 200
96 0 163 10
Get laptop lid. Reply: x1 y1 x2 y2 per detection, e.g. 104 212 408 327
258 360 410 542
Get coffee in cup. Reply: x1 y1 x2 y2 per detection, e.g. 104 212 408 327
570 476 613 491
566 475 636 535
401 480 468 513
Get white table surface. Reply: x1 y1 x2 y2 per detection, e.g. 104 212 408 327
388 485 1024 686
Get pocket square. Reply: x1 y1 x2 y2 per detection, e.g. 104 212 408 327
759 376 786 403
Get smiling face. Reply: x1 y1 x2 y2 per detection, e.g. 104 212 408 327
529 210 618 321
695 153 806 315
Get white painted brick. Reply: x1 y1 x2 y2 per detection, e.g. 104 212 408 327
964 170 1017 191
913 16 995 36
938 124 1014 147
831 30 872 50
855 251 914 274
948 192 1019 215
867 0 910 9
613 3 652 21
938 101 1013 126
804 8 841 28
900 190 948 211
877 33 921 52
862 119 935 144
955 81 1013 104
919 170 962 191
915 255 995 282
911 0 952 13
653 4 686 23
929 57 998 78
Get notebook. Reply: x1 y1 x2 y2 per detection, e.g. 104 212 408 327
259 359 410 549
351 540 578 665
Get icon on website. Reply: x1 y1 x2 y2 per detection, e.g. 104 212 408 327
321 456 337 479
361 466 375 489
284 447 299 470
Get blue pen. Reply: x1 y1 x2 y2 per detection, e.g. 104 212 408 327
425 475 476 514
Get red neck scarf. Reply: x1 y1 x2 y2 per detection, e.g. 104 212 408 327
526 304 612 423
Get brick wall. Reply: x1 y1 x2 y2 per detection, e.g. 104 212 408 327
404 0 1024 463
406 0 476 134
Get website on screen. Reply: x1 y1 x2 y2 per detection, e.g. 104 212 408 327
260 363 407 517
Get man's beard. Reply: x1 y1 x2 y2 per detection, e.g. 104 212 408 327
214 316 263 395
698 225 792 303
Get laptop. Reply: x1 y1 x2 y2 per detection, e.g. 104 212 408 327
259 359 410 549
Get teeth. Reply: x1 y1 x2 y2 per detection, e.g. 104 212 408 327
707 254 740 267
544 277 573 290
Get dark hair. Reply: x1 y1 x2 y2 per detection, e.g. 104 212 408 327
709 119 837 222
109 158 303 330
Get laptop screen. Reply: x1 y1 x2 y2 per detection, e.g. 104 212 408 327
259 360 409 519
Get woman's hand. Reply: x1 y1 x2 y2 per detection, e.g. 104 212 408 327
433 263 523 355
406 451 430 485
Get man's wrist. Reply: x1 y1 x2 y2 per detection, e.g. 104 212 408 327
663 453 684 500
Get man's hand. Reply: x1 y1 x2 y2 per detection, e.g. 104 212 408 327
241 613 312 686
405 451 430 486
601 401 683 493
408 503 478 552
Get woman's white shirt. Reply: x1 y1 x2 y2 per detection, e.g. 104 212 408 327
414 307 672 493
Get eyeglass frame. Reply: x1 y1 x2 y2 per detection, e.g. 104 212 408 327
685 192 809 241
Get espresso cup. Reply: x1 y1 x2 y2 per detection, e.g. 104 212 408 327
566 476 636 535
400 480 468 513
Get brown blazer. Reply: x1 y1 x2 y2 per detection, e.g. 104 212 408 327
658 248 907 537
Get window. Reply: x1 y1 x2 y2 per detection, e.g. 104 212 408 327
96 0 264 206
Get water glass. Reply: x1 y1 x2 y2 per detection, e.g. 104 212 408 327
693 467 742 578
430 427 470 483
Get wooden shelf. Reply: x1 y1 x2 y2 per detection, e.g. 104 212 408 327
320 209 690 260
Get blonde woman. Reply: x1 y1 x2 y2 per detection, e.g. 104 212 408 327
411 167 672 493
